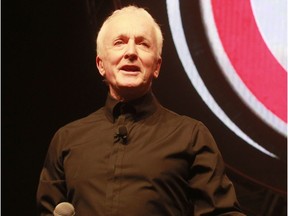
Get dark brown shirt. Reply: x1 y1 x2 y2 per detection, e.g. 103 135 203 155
37 92 244 215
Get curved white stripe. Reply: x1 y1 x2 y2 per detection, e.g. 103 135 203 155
166 0 278 158
200 0 287 136
251 0 287 70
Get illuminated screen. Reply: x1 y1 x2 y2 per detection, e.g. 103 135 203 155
162 0 286 198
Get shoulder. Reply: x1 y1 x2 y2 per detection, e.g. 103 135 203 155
49 107 108 148
159 106 214 136
160 106 202 126
55 107 106 136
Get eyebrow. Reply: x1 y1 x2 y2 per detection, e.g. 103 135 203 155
114 33 151 41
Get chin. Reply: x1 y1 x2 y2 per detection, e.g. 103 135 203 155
120 84 140 89
118 80 142 88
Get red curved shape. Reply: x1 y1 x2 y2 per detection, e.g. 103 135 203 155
212 0 287 122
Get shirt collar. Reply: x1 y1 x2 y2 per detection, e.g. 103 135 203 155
104 91 159 122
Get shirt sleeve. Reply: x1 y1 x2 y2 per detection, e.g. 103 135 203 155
189 122 246 216
36 129 68 216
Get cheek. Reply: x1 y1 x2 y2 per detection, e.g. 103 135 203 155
108 50 124 63
144 59 160 74
102 60 116 75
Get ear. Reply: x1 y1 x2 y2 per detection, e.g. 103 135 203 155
153 57 162 79
96 56 105 77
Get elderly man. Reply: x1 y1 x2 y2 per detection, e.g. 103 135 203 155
37 5 245 216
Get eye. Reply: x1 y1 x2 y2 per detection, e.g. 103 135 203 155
114 40 125 46
138 41 150 48
140 42 149 47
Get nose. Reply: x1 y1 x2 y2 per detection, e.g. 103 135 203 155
124 40 138 61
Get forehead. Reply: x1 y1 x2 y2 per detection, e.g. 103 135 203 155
104 12 156 40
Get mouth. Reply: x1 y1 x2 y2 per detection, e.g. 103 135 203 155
120 65 141 73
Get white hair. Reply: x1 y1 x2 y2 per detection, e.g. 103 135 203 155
96 5 164 57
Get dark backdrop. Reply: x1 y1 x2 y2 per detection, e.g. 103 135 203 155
2 0 286 215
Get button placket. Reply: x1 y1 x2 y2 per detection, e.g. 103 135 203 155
106 112 128 215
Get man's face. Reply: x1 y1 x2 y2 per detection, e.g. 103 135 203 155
96 12 162 100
